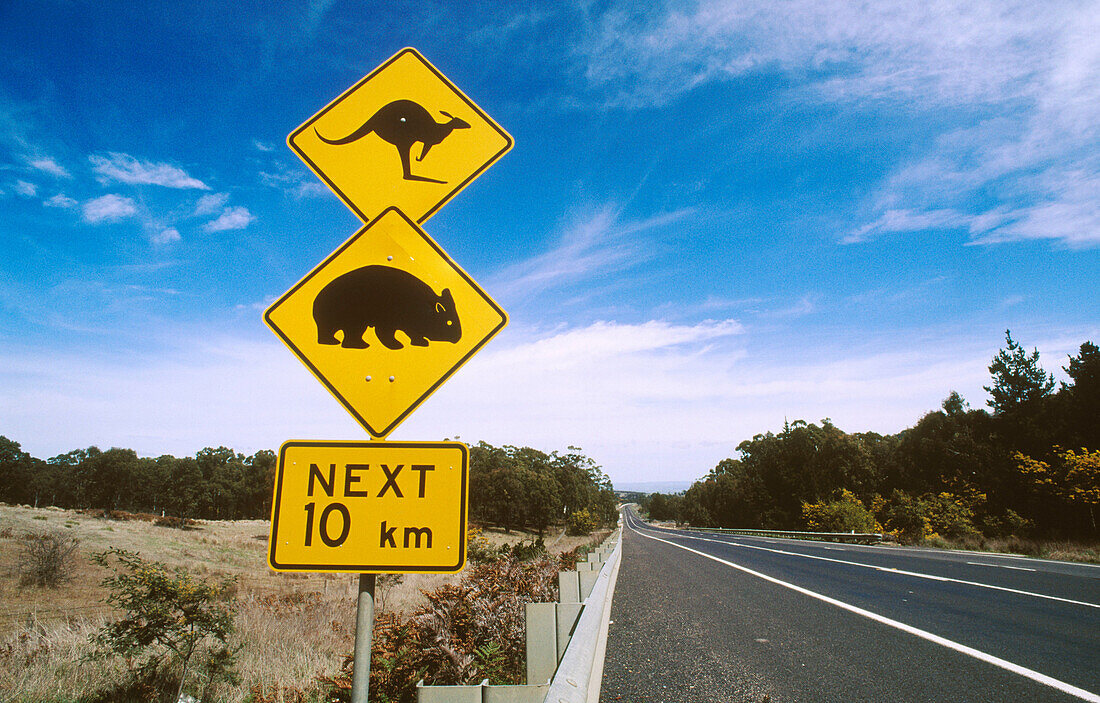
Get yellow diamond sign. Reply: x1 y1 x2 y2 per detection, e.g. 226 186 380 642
264 208 508 438
288 47 513 224
268 440 469 573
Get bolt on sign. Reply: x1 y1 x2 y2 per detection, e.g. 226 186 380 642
264 207 507 439
288 47 513 224
268 441 469 573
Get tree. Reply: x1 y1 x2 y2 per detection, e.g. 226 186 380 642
0 436 35 505
985 330 1054 415
90 548 237 702
1063 341 1100 448
1017 448 1100 534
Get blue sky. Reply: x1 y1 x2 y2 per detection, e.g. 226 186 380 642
2 1 1098 486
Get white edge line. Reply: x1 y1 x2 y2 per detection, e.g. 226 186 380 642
629 521 1100 703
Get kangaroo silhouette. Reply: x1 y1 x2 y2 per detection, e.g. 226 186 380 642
315 99 471 184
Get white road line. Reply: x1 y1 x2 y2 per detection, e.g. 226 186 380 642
967 561 1037 572
630 523 1100 703
640 526 1099 610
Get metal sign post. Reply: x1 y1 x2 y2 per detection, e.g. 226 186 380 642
351 573 376 702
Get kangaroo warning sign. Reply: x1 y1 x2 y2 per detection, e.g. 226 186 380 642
288 47 513 224
264 207 507 439
268 441 469 573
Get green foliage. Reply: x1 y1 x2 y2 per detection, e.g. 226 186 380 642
17 530 79 587
1018 447 1100 531
876 491 933 544
985 330 1055 415
323 552 565 701
510 537 546 561
801 490 880 533
643 492 684 522
89 548 237 702
566 508 598 535
924 492 981 540
465 525 508 564
472 641 509 685
469 442 616 536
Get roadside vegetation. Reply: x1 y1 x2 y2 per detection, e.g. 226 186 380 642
642 332 1100 561
0 439 616 702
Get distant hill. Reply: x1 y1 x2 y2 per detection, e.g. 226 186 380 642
614 480 692 494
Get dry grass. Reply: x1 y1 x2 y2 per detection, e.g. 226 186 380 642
923 533 1100 564
0 503 602 701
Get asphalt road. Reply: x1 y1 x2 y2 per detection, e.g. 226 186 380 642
600 507 1100 703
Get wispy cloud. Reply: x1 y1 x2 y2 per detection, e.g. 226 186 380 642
81 194 137 224
259 166 327 198
146 226 181 245
28 156 71 178
252 139 275 152
492 205 692 299
43 193 77 209
574 1 1100 250
13 180 37 197
203 206 254 232
576 1 1053 108
193 192 229 216
843 208 973 244
90 152 210 189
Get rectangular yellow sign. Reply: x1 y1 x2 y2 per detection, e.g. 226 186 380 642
268 440 468 573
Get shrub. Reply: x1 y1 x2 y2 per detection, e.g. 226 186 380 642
566 508 597 535
878 491 933 544
801 489 880 533
89 547 238 703
925 492 981 540
320 613 426 703
981 508 1032 538
153 515 196 530
17 529 79 587
323 554 563 701
510 537 546 561
466 525 507 564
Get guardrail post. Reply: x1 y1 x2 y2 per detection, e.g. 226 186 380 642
555 603 584 662
579 569 599 600
559 571 580 603
525 602 557 685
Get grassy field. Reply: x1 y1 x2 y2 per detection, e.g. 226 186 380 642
0 503 601 702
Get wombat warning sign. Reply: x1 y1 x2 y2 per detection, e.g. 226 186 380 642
264 207 507 438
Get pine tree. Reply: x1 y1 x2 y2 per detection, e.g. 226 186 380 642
984 330 1054 415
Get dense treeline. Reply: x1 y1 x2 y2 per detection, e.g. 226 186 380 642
0 438 618 531
469 442 618 534
644 332 1100 542
0 444 277 520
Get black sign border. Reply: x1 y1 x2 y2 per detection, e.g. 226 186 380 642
263 206 508 439
287 46 514 225
268 440 469 573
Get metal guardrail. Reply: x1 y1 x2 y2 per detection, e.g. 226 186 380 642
416 528 623 703
676 526 885 544
542 527 621 703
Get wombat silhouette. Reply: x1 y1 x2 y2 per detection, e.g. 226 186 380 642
313 265 461 350
315 99 471 184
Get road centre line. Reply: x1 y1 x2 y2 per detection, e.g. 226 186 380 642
967 561 1037 572
637 524 1098 610
629 523 1100 703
